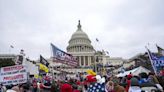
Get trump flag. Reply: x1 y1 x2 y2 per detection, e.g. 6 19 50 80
50 43 78 66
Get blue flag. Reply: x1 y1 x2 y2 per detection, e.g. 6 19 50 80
147 49 164 75
50 43 78 66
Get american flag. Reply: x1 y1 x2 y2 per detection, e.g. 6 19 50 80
87 83 106 92
10 45 14 48
96 38 99 42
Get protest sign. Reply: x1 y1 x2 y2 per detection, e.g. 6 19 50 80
0 65 27 85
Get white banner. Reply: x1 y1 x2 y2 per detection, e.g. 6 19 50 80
0 65 27 85
23 60 39 75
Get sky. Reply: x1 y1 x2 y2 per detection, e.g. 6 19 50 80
0 0 164 60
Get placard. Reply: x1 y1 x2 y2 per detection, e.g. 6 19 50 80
0 65 27 85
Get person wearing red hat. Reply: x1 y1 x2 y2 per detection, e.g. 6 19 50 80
60 83 73 92
86 75 96 83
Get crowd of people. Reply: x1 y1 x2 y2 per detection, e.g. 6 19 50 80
0 71 164 92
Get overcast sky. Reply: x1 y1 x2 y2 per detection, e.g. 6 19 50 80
0 0 164 60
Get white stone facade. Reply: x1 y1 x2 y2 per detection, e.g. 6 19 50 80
48 21 127 74
107 57 125 66
67 20 95 67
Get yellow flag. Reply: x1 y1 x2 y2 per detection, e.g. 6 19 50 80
86 69 96 76
39 64 49 73
34 74 42 78
34 74 39 78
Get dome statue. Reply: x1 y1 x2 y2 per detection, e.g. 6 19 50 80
67 20 94 52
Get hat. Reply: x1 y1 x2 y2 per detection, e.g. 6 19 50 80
96 75 105 84
96 75 101 83
86 75 96 83
60 83 73 92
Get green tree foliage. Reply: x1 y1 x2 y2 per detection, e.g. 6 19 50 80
0 58 15 68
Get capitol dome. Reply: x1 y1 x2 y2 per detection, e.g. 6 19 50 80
67 20 94 52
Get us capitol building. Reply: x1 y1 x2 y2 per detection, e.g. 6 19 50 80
67 20 95 67
48 20 127 73
0 20 130 75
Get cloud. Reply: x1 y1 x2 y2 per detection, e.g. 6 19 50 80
0 0 164 60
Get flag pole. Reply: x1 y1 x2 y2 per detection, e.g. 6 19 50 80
9 45 14 54
145 46 157 75
50 43 54 78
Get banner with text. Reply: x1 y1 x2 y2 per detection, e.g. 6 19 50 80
51 43 78 66
0 65 27 85
147 49 164 75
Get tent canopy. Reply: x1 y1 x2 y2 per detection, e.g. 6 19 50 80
116 66 151 77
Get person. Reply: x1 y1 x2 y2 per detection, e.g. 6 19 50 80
60 82 73 92
125 74 132 92
72 85 80 92
0 84 6 92
105 81 115 92
112 76 126 92
51 80 59 92
23 83 32 92
139 72 157 92
0 84 2 92
148 73 163 92
6 84 19 92
128 77 141 92
32 79 38 92
120 76 127 88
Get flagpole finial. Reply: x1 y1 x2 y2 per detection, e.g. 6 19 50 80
77 20 81 30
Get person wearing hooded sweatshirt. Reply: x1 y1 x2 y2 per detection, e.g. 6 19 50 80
128 77 142 92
